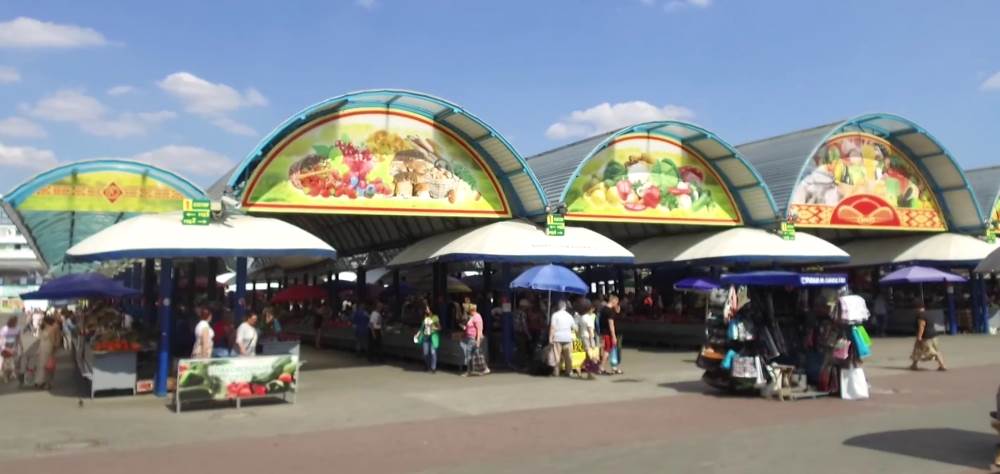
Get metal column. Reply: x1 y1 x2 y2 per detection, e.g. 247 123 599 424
155 258 173 398
235 257 247 324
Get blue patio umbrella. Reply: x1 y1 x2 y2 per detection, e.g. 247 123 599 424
21 272 139 300
879 265 966 302
510 264 588 321
673 277 721 292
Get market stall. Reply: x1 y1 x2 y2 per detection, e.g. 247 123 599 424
697 271 871 401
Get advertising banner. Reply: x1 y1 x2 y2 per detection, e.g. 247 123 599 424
17 171 187 213
242 108 510 218
563 134 741 224
175 355 299 406
789 132 945 230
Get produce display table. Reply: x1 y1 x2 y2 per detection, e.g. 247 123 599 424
75 341 138 398
294 326 487 368
615 320 703 348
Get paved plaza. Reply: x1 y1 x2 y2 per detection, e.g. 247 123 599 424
0 335 998 473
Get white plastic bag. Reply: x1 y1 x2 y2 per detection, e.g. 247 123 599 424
838 295 870 323
839 367 870 400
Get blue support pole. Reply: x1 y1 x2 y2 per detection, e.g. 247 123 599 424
155 258 173 398
946 284 957 335
972 274 984 334
501 263 514 368
235 257 247 324
980 276 991 333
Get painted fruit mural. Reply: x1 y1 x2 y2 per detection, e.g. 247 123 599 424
564 134 740 224
789 132 945 230
242 109 509 217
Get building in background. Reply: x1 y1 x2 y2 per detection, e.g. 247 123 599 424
0 204 43 313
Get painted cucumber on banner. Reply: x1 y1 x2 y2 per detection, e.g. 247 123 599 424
563 133 741 224
241 108 510 218
789 132 945 230
175 355 299 402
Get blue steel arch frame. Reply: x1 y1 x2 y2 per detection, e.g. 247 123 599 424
785 113 984 233
2 159 207 270
556 121 780 227
226 89 548 218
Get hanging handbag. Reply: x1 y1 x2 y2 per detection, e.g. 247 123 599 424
727 320 739 340
833 338 851 360
731 356 759 379
760 327 781 360
855 325 872 347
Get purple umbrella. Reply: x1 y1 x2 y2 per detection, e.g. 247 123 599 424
673 277 720 292
879 265 966 303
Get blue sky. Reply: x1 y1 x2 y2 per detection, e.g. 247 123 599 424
0 0 998 192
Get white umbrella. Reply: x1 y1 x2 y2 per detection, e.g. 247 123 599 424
629 227 847 266
388 219 633 267
975 244 1000 273
66 211 336 261
841 233 997 268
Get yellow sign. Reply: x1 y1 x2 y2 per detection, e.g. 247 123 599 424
18 171 186 213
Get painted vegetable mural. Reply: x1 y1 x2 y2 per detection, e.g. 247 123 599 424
176 355 300 403
789 133 944 230
242 109 509 217
564 134 740 224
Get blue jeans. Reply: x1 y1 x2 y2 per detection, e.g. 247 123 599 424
422 339 437 371
460 338 476 371
212 347 231 358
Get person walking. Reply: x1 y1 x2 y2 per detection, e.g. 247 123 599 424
261 308 282 338
549 300 576 377
910 306 946 371
416 302 441 373
368 301 384 363
599 295 623 375
873 292 889 336
191 308 215 359
461 303 487 376
33 316 59 390
235 313 260 357
0 316 20 383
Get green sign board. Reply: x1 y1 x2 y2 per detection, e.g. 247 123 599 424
181 199 212 225
780 221 796 240
546 214 565 236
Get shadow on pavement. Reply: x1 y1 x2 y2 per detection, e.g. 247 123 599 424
658 380 736 397
844 428 995 469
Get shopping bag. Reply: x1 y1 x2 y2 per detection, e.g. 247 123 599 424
471 350 488 374
852 326 871 359
855 325 872 347
731 356 759 379
609 345 620 367
721 349 736 370
833 338 851 360
727 320 739 340
544 344 558 367
839 367 870 400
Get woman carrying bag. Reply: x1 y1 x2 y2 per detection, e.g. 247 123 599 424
414 302 441 373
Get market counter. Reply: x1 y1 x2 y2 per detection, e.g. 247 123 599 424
293 326 486 368
886 308 946 335
615 320 703 348
75 340 138 398
259 340 301 356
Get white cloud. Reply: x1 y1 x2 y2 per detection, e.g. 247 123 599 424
545 101 696 140
0 17 109 49
982 71 1000 91
0 117 46 139
357 0 377 9
22 89 175 138
209 116 257 136
665 0 712 12
106 85 136 96
158 72 266 135
0 66 20 84
0 142 58 170
130 145 233 177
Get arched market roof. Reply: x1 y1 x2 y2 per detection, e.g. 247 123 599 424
2 160 207 273
737 113 983 234
527 121 780 240
965 166 1000 229
218 89 547 257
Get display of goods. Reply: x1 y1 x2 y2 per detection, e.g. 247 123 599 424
93 340 141 352
176 355 299 402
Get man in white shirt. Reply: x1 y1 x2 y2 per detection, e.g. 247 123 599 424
368 302 384 363
236 314 259 357
549 300 577 377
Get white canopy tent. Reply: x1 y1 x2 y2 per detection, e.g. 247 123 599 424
629 227 848 267
975 245 1000 273
839 233 997 268
66 211 336 261
387 219 633 267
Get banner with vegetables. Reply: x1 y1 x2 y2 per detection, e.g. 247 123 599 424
242 108 509 218
176 355 299 403
563 134 741 224
789 133 945 230
16 171 187 213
